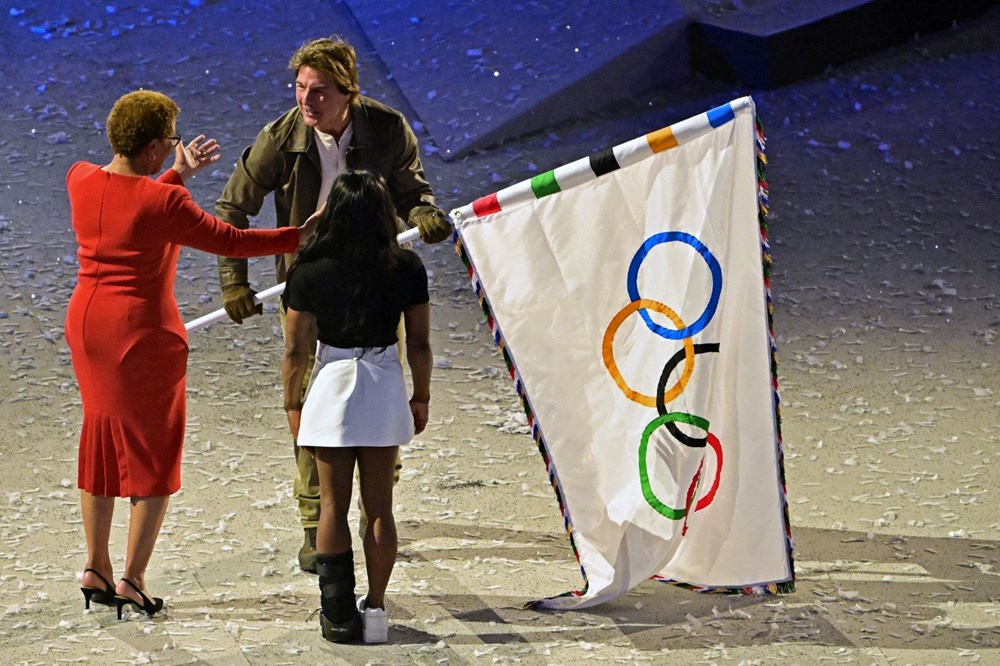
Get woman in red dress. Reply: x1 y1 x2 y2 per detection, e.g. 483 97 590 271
66 90 316 619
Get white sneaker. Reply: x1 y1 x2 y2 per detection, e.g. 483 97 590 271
357 596 388 643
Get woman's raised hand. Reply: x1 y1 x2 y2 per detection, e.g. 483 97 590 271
172 135 221 180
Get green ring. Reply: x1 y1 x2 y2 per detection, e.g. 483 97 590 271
639 412 710 519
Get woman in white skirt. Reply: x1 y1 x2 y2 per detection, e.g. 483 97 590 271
281 170 432 644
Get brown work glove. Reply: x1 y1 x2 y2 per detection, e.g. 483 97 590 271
409 205 452 244
222 284 262 324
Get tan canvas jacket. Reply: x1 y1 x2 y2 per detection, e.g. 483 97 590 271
215 95 436 288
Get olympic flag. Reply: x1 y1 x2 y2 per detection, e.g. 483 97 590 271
451 97 793 609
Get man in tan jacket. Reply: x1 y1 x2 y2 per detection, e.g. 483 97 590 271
215 36 450 573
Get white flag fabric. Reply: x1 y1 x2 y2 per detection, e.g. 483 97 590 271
451 97 794 609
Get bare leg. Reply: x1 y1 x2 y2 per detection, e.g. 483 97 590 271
312 447 357 555
116 495 169 601
80 490 115 588
357 446 399 610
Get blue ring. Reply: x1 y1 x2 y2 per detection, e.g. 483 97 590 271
626 231 722 340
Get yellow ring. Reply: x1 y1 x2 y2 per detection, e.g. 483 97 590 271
602 298 694 408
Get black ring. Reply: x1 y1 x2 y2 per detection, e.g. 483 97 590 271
655 342 720 447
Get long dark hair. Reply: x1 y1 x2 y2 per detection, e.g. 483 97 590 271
282 169 406 339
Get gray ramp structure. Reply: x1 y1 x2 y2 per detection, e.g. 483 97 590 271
344 0 1000 159
343 0 691 161
688 0 1000 89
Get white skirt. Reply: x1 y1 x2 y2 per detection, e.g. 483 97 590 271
298 344 414 448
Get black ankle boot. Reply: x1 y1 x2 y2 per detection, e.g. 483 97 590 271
315 551 360 643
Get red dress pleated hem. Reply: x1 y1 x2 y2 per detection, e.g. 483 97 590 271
77 408 181 498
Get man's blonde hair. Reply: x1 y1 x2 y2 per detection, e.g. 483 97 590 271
289 37 360 104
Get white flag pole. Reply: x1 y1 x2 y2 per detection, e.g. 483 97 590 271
184 226 422 332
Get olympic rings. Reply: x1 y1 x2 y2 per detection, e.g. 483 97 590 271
602 298 694 408
626 231 722 340
638 412 723 519
602 232 725 530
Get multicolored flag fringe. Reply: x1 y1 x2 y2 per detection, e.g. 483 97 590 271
451 96 794 609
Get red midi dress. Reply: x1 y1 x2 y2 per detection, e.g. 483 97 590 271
65 162 298 497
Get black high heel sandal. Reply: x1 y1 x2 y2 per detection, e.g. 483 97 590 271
80 568 116 609
114 578 164 620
